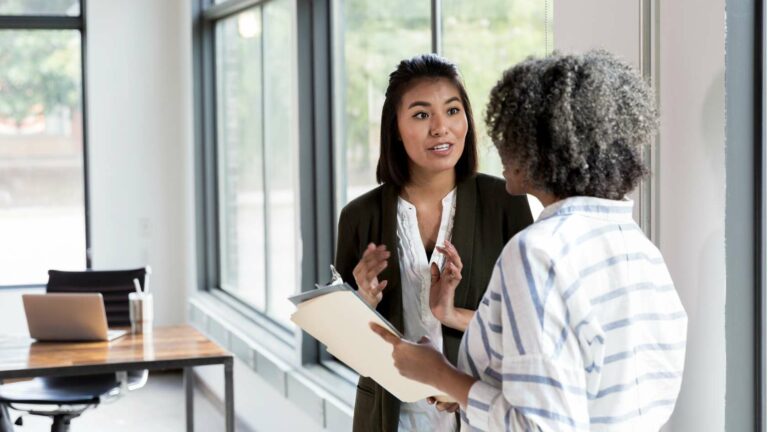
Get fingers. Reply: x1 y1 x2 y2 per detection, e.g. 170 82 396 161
436 240 463 272
370 322 400 346
436 402 459 413
353 244 390 303
364 259 388 281
373 279 388 293
362 244 390 267
353 244 390 285
427 398 459 413
441 262 462 284
436 240 462 284
430 263 440 284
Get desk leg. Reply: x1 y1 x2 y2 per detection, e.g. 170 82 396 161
224 359 234 432
184 367 194 432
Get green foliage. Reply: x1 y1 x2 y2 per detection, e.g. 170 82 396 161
339 0 431 184
338 0 551 183
0 0 79 15
0 30 81 126
443 0 548 174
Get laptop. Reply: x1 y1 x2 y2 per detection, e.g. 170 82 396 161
22 293 127 342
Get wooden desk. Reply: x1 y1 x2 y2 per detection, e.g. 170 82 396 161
0 325 233 432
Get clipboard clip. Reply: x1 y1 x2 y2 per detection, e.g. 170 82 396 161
329 265 344 286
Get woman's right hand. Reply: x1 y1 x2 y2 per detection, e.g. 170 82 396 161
353 243 390 308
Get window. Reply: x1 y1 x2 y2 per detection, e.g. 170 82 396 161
206 0 299 327
196 0 551 356
441 0 552 176
0 1 80 16
331 0 431 207
0 3 87 286
332 0 553 210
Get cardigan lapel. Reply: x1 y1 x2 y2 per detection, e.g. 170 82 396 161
380 183 404 333
451 176 477 308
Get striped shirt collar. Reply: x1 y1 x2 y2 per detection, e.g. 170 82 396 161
537 196 634 222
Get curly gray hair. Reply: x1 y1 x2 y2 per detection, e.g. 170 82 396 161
485 50 658 200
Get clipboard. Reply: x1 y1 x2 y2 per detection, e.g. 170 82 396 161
289 282 451 403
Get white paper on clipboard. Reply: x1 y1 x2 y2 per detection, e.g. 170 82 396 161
289 283 452 403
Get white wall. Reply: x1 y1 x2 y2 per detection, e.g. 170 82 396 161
86 0 196 326
658 0 726 429
555 1 727 431
554 0 641 68
0 288 40 336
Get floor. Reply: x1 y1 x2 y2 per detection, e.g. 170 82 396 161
5 371 224 432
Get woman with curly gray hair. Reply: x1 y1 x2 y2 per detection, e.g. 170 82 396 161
372 51 687 431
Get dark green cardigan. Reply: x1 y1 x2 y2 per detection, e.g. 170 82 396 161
334 173 533 432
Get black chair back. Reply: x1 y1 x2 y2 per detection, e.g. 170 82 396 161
46 268 147 327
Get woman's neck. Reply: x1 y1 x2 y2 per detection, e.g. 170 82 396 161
529 189 560 207
402 168 456 204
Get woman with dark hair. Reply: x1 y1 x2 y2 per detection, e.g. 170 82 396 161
334 54 532 431
372 51 687 431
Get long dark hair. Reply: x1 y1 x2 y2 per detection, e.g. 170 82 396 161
376 54 478 186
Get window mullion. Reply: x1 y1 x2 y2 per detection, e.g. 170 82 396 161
0 16 81 30
260 5 271 317
430 0 442 55
80 0 91 268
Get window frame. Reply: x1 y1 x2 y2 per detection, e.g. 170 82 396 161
722 0 764 429
194 0 335 359
759 0 766 428
0 1 91 289
192 0 555 388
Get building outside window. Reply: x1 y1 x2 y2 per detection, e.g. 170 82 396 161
0 0 87 286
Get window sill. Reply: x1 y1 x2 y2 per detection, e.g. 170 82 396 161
188 292 355 430
0 284 45 291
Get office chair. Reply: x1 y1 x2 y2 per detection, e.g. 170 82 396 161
0 268 150 432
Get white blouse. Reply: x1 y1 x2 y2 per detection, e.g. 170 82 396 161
396 188 458 432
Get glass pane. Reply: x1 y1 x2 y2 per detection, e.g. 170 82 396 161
332 0 431 209
0 30 85 285
0 0 80 16
215 8 266 311
263 0 298 326
442 0 552 176
215 2 300 326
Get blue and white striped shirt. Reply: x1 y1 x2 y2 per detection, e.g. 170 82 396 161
457 197 687 431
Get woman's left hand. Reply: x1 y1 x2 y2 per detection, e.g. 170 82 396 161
430 240 474 331
430 240 462 321
369 323 450 387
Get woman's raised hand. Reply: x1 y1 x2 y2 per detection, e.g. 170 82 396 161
353 243 390 308
430 240 472 331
